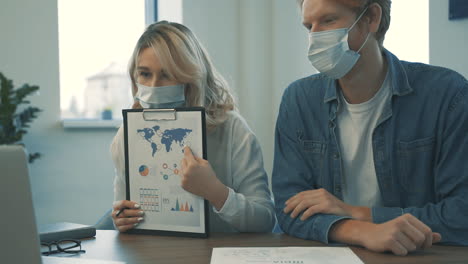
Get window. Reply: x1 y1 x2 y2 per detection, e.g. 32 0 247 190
58 0 145 122
58 0 182 126
384 0 429 63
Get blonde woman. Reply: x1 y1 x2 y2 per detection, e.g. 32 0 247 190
110 21 275 233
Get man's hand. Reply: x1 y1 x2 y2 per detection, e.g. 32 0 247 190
331 214 442 256
362 214 442 255
284 188 370 221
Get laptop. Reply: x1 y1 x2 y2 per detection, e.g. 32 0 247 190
0 145 123 264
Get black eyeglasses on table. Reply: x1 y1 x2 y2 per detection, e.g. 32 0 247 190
41 239 86 256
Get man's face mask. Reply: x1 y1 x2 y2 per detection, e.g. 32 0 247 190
307 7 370 79
134 83 185 108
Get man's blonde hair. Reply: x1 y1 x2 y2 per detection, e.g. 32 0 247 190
297 0 391 47
129 21 236 129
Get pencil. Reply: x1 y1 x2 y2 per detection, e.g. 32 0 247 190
116 209 125 217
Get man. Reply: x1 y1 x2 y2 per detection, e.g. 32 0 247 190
272 0 468 256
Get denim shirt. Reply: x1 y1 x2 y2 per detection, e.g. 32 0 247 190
272 49 468 245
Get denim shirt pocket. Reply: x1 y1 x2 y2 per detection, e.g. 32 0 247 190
300 139 327 186
397 136 435 202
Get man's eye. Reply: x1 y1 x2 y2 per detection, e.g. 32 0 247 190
323 17 337 24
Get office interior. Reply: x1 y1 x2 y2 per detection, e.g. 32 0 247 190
1 0 467 228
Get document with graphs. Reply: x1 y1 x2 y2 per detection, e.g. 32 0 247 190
211 247 363 264
123 108 208 237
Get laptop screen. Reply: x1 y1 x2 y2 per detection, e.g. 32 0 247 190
0 145 42 263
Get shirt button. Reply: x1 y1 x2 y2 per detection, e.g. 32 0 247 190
333 153 340 159
335 186 341 193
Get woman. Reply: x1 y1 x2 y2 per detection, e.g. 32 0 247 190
110 21 275 233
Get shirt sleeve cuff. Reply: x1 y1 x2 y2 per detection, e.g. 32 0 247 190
317 215 353 244
212 187 237 216
372 207 404 224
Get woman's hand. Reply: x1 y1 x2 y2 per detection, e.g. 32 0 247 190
112 200 145 232
132 101 142 109
180 147 229 210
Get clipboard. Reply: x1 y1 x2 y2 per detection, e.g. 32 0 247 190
123 107 208 238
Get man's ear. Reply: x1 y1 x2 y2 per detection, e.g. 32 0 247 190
367 3 383 34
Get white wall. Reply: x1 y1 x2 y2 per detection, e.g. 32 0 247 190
1 0 116 226
429 0 468 78
183 0 311 185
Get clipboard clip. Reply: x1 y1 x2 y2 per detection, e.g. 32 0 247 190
142 109 177 121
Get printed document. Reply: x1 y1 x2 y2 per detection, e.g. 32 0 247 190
211 247 363 264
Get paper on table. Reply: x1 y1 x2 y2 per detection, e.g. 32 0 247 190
42 256 126 264
210 247 363 264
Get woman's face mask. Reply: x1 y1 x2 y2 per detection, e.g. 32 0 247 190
134 83 185 108
307 7 370 79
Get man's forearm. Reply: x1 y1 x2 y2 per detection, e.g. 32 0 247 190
348 206 372 222
328 219 371 246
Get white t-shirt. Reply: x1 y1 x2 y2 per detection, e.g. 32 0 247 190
337 72 391 207
110 111 275 232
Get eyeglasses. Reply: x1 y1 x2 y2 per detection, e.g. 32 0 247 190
41 239 86 256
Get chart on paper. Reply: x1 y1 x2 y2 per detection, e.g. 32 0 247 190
126 110 205 233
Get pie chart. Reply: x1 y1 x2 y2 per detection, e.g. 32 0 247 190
139 165 149 176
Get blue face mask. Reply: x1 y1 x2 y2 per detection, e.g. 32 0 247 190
134 83 185 108
307 7 370 79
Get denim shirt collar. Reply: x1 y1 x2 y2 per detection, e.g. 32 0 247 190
323 49 413 104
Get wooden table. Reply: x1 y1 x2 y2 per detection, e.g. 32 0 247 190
70 230 468 264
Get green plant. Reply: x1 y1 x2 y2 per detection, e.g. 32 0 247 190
0 72 42 162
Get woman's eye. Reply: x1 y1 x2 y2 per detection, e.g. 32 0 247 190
139 71 151 78
160 71 169 79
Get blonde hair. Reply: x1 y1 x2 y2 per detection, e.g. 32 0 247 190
297 0 391 47
129 21 236 129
